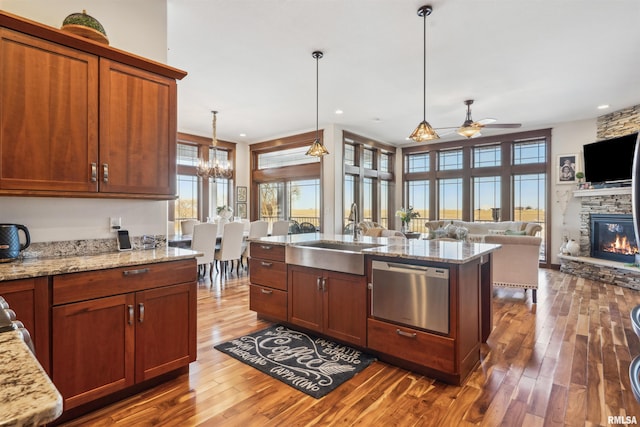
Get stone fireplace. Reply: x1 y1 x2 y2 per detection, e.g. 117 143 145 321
560 188 640 291
589 213 638 263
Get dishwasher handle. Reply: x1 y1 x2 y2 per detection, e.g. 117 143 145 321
375 261 449 279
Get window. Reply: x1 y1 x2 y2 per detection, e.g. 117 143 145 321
473 145 501 168
342 132 395 231
439 178 463 220
171 133 236 226
403 129 551 264
251 131 323 229
473 176 501 222
258 146 319 169
439 149 463 170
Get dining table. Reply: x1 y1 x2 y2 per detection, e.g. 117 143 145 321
168 231 250 249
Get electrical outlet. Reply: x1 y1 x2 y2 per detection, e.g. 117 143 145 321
109 217 122 232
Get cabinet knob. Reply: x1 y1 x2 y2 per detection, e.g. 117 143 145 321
139 303 145 323
260 288 273 295
260 245 272 250
90 162 97 182
123 268 150 276
103 163 109 183
260 261 273 267
128 305 134 325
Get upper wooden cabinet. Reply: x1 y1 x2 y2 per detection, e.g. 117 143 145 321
0 12 186 199
99 59 176 196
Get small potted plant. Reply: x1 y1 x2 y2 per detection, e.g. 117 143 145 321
575 171 585 188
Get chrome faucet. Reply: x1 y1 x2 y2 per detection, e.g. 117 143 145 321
348 202 359 240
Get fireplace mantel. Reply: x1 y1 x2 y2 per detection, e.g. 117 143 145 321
574 187 631 197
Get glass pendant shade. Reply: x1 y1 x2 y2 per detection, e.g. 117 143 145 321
410 120 439 142
306 138 330 157
457 125 481 138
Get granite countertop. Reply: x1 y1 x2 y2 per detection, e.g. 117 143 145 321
254 232 499 264
0 247 200 282
0 331 62 427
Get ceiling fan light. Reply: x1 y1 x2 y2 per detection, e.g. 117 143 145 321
457 125 481 138
306 139 329 157
410 120 440 142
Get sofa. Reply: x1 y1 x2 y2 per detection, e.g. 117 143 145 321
425 220 542 304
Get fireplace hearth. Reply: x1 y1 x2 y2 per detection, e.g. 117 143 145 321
590 214 638 263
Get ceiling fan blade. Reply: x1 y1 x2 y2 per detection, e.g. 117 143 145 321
482 123 522 129
475 118 497 125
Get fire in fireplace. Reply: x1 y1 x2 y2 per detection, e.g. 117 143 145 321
590 214 638 263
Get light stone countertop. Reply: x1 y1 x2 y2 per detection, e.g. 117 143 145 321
0 247 200 282
0 331 63 427
253 232 499 264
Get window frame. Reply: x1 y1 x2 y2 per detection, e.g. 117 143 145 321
402 128 552 266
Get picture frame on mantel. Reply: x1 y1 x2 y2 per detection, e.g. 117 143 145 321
237 186 247 202
557 154 578 184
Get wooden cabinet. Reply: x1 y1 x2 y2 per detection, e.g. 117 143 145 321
0 12 185 199
51 259 196 410
0 276 50 372
249 242 287 322
288 265 367 347
99 59 176 196
0 29 99 193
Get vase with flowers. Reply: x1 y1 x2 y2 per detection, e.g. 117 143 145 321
217 205 233 225
396 206 420 233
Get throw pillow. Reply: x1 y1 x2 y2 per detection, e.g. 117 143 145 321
455 226 469 241
504 229 526 235
488 229 507 235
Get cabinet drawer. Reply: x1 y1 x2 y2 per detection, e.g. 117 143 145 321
249 258 287 290
250 242 285 262
249 285 287 321
367 318 455 373
53 259 196 305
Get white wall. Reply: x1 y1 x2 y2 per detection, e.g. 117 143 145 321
0 1 170 243
549 118 597 264
0 0 167 63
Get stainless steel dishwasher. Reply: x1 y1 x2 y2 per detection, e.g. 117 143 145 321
371 260 449 335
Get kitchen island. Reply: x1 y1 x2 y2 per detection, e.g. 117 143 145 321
248 233 499 385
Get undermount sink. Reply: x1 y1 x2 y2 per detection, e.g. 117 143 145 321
286 240 383 275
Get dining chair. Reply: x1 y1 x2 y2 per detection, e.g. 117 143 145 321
271 220 291 236
214 222 245 276
241 220 269 265
180 219 199 235
190 223 217 280
299 222 317 233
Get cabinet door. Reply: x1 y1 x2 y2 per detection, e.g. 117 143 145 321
0 277 50 373
288 265 323 332
324 271 367 347
99 59 176 196
52 293 135 409
135 282 196 382
0 29 99 192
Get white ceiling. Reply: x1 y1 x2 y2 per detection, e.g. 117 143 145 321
167 0 640 146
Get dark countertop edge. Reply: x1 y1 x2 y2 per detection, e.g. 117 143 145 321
0 248 201 282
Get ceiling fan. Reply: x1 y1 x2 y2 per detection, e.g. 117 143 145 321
439 100 522 139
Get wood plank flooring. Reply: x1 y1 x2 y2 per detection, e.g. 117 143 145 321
60 267 640 426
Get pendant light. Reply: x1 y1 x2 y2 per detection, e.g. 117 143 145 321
306 50 329 157
409 5 439 142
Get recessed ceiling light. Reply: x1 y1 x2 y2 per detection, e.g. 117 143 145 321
597 104 610 110
372 118 382 123
335 109 343 115
239 133 246 137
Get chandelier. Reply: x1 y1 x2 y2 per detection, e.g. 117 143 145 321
196 110 233 181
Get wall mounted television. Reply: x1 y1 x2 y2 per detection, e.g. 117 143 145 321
583 132 639 185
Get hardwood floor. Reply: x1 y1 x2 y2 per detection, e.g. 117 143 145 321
60 267 640 426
